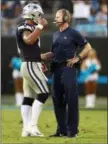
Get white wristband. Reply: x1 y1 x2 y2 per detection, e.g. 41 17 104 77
36 24 44 30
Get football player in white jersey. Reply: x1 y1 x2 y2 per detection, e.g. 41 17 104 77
16 3 53 137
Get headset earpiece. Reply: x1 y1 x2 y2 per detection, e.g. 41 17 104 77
64 15 68 22
63 9 68 23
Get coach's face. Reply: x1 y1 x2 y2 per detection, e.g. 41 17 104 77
55 10 63 27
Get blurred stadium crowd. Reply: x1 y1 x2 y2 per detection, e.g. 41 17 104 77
1 0 107 37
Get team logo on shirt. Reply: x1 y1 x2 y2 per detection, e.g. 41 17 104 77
64 36 67 39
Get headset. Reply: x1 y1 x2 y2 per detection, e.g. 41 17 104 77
62 9 69 23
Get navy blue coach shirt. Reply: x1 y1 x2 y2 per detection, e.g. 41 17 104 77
52 27 87 62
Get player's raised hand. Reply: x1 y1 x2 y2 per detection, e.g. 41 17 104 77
38 17 48 28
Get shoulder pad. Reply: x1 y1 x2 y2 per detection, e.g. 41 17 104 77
17 23 34 33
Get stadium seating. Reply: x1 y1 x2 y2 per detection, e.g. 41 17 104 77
74 24 107 37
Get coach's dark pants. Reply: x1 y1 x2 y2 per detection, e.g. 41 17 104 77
52 66 79 135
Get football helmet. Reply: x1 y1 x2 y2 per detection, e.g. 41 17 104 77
22 3 44 24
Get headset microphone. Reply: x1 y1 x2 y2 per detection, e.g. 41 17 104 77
52 21 64 24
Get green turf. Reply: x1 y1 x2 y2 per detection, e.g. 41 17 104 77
2 109 107 144
1 95 107 144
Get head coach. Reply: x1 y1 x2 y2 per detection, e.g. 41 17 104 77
42 8 92 138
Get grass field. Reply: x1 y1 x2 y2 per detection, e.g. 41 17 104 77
1 95 107 144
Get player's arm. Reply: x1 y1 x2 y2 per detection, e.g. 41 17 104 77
23 18 48 45
23 30 41 45
41 52 54 61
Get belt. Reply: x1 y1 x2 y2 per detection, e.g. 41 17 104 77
59 61 80 68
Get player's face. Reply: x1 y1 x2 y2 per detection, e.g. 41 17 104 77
55 11 63 27
26 19 36 25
